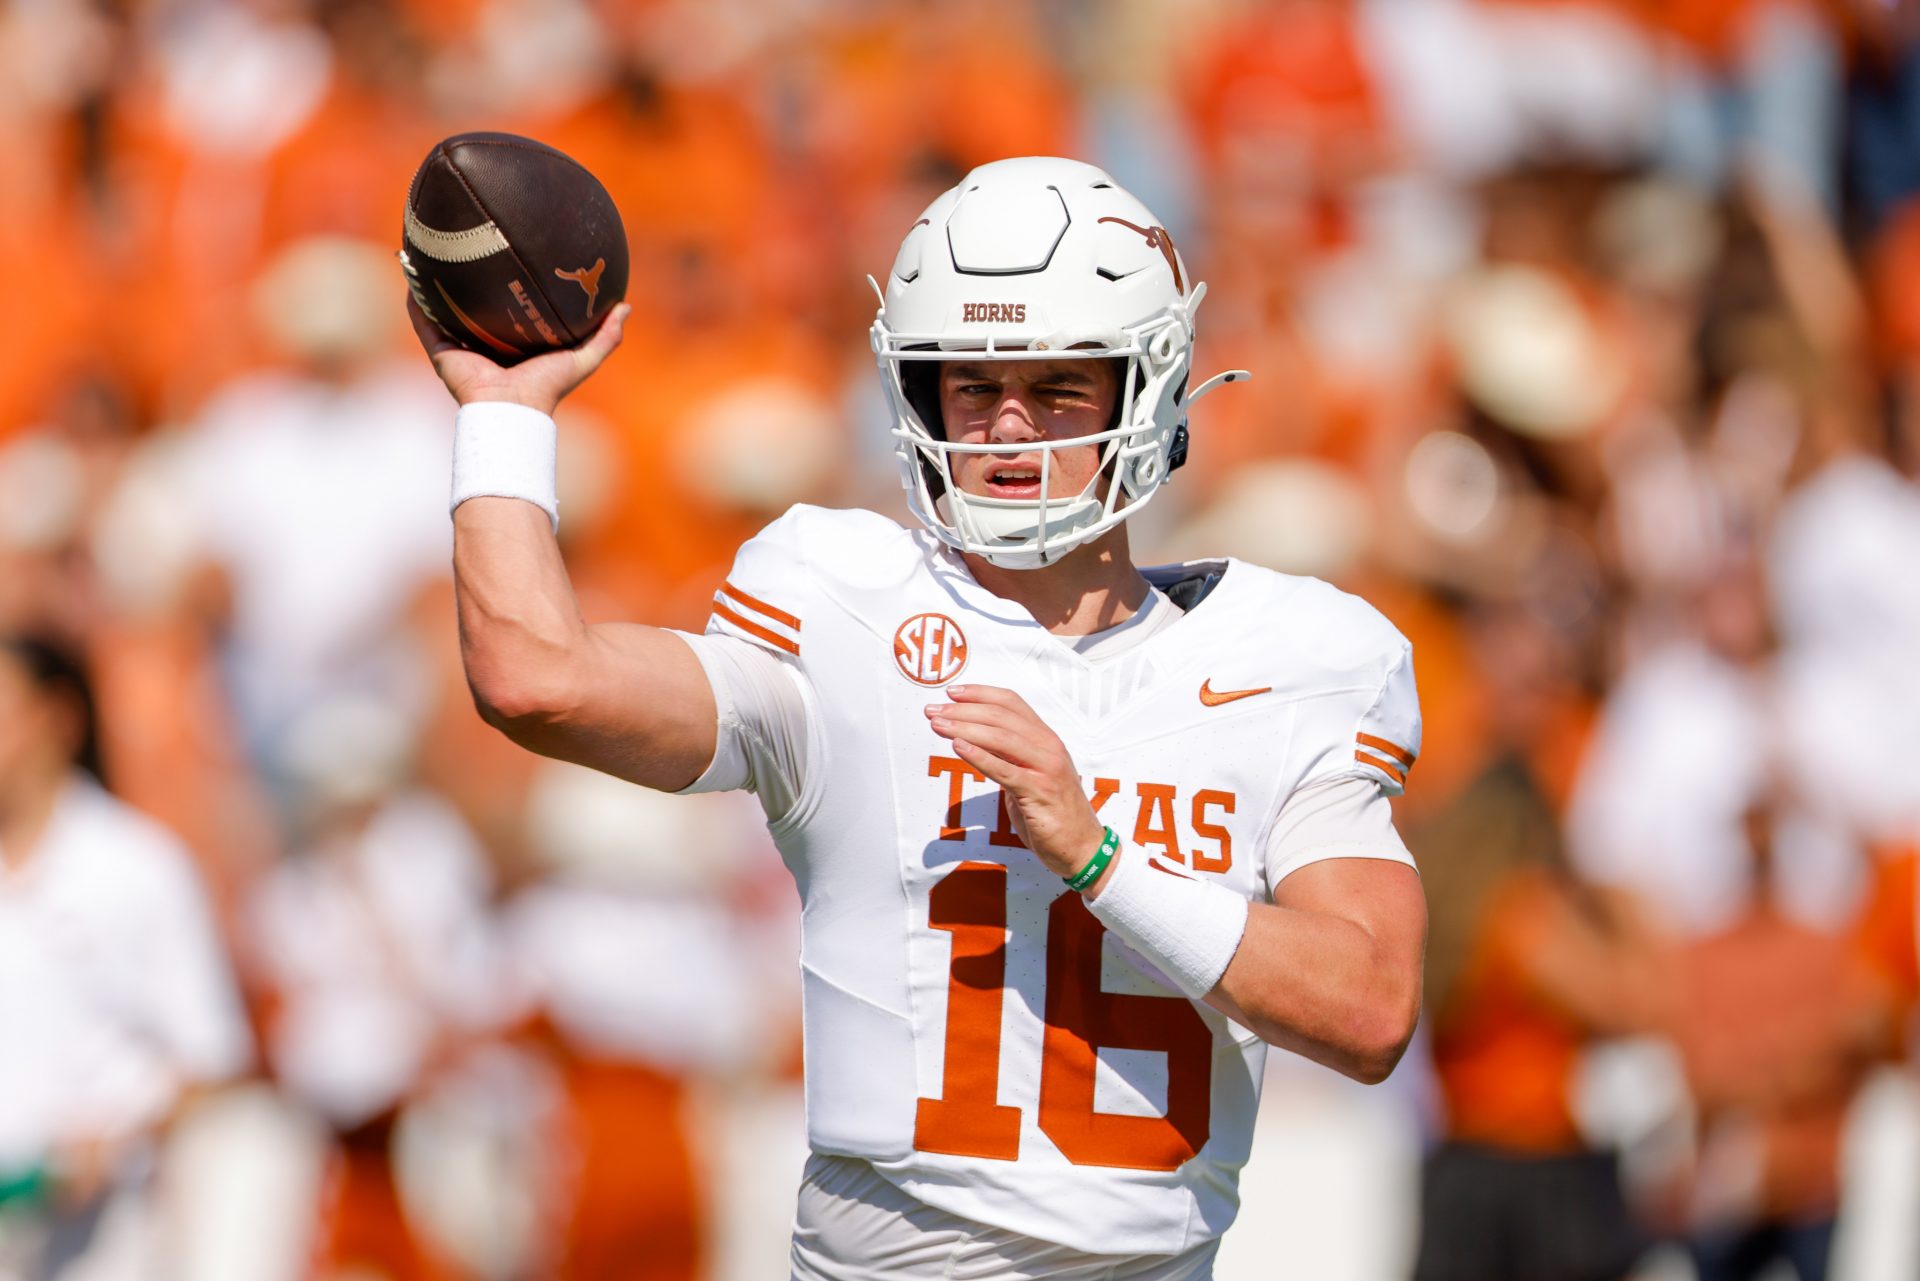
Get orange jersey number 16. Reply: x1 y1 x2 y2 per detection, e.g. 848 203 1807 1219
913 861 1212 1171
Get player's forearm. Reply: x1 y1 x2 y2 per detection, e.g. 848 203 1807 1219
1207 900 1424 1084
453 496 593 727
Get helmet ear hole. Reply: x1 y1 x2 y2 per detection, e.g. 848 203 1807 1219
1164 373 1191 472
918 454 947 498
901 360 944 438
899 359 949 497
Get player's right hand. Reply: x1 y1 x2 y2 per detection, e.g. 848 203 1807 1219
925 685 1107 883
407 295 629 416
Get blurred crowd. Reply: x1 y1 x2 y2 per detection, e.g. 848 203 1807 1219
7 0 1920 1278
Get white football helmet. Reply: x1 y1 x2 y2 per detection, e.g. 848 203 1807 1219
871 156 1246 569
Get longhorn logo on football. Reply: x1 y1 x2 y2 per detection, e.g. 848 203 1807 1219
894 613 969 686
553 258 606 317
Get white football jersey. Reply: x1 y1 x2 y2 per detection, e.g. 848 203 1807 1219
687 505 1419 1257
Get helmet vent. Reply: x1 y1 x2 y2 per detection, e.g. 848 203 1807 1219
948 183 1070 276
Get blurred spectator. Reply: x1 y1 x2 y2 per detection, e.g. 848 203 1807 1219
1566 554 1839 935
1412 600 1664 1281
1363 0 1663 179
0 376 142 644
0 633 249 1279
1647 0 1843 213
1845 0 1920 235
242 694 519 1281
0 0 116 443
506 764 796 1281
1855 837 1920 1047
102 0 440 415
1671 800 1883 1281
1573 176 1875 928
154 236 454 815
0 372 277 893
1767 408 1920 846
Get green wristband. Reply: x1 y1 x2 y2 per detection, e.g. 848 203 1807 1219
0 1163 47 1208
1064 826 1121 891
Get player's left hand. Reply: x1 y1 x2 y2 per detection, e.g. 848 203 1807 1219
925 685 1105 879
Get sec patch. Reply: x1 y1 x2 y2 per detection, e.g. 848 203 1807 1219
894 613 969 687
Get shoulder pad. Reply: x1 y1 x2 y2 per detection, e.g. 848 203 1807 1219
1237 570 1422 796
708 507 814 658
706 506 920 657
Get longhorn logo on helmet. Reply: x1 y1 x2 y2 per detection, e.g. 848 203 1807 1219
1096 217 1185 292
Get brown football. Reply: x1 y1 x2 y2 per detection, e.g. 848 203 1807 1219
400 131 628 366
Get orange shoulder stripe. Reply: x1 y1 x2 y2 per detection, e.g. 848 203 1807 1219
1355 748 1408 786
719 580 800 631
1356 732 1415 766
713 600 800 656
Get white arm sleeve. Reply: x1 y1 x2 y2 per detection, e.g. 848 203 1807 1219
1262 775 1416 896
672 630 812 821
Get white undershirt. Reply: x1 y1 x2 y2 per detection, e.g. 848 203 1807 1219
1064 584 1180 659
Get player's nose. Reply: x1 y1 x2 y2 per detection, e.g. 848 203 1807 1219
988 393 1041 443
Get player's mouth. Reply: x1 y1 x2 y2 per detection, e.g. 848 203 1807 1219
983 463 1044 499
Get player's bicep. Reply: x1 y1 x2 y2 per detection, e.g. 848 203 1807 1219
1267 782 1426 967
517 506 816 796
1216 848 1427 1077
509 621 720 792
1270 855 1425 944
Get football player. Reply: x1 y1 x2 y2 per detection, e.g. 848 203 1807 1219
410 157 1427 1279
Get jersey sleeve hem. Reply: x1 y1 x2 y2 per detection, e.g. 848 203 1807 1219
1266 842 1419 890
669 629 750 796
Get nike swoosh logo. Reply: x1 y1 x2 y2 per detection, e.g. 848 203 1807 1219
1199 680 1272 707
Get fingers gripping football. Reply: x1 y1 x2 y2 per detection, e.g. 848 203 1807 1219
924 685 1106 879
409 295 628 415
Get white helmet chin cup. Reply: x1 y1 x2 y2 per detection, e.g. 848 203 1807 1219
943 487 1106 571
872 157 1230 570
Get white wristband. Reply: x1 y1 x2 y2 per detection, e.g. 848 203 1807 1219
451 401 559 531
1085 843 1250 1000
